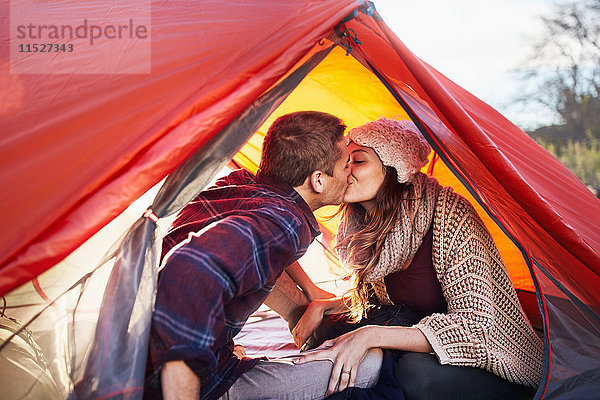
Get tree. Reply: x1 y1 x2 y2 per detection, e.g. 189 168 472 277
518 0 600 192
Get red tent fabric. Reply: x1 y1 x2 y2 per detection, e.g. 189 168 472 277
1 1 599 398
346 14 600 309
0 0 361 294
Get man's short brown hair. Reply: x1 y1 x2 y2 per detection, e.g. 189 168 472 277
259 111 346 187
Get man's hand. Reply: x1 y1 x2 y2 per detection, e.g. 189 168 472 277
161 360 200 400
293 327 374 395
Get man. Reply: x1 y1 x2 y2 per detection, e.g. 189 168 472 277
145 111 376 400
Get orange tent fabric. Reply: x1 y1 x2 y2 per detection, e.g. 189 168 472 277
232 47 535 295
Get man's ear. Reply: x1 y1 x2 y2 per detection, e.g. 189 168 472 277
309 170 324 194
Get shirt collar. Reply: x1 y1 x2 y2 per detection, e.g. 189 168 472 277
255 170 321 239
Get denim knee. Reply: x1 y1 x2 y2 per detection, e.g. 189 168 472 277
394 352 440 400
394 352 536 400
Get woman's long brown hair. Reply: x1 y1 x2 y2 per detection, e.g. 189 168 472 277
335 167 414 322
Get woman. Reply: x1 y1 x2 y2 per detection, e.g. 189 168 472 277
291 118 543 399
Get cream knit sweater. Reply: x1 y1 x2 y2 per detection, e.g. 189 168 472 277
372 187 544 387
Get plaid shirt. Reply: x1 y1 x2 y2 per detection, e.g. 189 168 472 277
146 169 320 400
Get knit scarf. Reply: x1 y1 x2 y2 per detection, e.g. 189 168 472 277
338 173 442 303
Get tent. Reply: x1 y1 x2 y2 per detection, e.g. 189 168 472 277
1 0 599 398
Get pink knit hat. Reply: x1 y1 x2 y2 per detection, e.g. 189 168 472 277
347 118 431 183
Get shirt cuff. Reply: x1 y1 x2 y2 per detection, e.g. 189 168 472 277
414 322 451 365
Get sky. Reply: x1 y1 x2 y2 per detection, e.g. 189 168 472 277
371 0 556 130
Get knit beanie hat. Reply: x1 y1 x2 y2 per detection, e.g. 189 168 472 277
347 118 431 183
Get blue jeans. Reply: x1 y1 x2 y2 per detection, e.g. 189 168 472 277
394 351 536 400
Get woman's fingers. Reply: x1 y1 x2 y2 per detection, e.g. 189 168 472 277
316 338 336 350
296 350 348 395
294 332 370 396
349 366 357 387
293 348 330 365
294 342 360 395
326 361 343 395
232 344 246 358
333 367 352 394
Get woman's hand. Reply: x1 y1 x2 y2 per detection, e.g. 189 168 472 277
291 300 326 348
233 343 246 358
293 326 374 395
